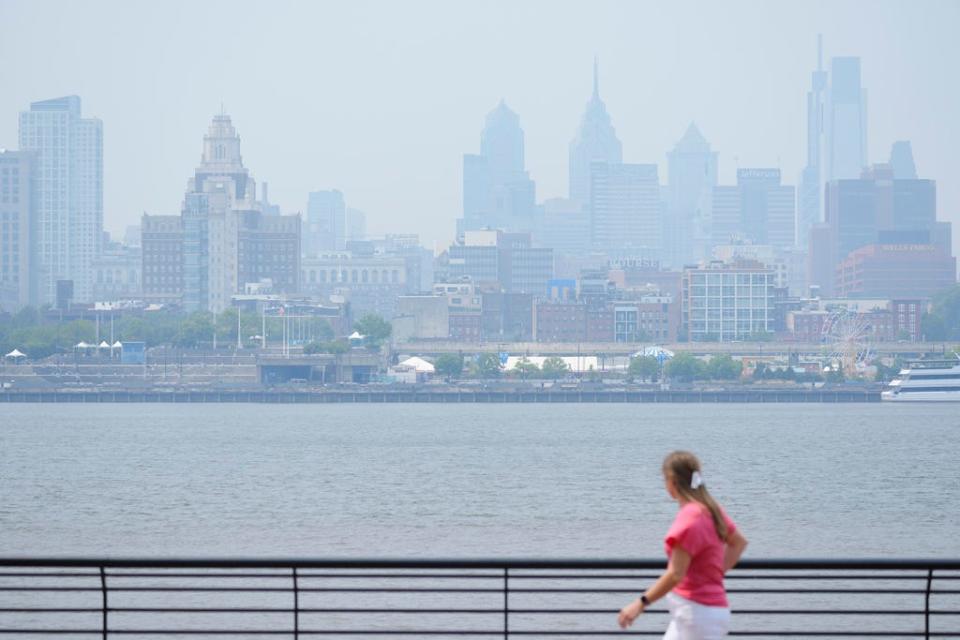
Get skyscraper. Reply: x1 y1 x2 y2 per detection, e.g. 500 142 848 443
665 123 718 266
459 101 536 234
797 35 827 249
889 141 918 179
589 161 660 254
306 190 346 254
0 150 35 311
18 96 102 304
569 59 623 205
143 113 300 312
711 169 796 249
825 56 868 182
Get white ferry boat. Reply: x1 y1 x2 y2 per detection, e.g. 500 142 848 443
881 357 960 402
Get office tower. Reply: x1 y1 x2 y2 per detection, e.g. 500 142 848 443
589 162 660 254
345 208 366 242
798 35 828 249
448 230 553 294
711 169 796 249
0 150 35 311
537 197 591 256
306 190 346 254
665 123 718 266
815 164 949 298
459 101 536 234
18 96 102 304
825 57 868 181
144 113 300 312
569 59 623 206
889 141 918 179
682 261 777 342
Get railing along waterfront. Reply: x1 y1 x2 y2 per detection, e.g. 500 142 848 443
0 558 957 637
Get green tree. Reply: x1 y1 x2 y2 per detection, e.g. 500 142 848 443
434 353 464 380
707 354 742 380
628 355 659 382
354 314 392 349
512 357 540 380
174 311 214 348
665 353 705 382
921 284 960 341
541 356 571 380
475 353 503 378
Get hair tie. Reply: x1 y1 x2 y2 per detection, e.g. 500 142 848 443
690 471 703 490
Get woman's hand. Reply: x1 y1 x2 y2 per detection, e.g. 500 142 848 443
617 598 644 629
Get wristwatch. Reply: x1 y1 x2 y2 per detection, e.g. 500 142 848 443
640 594 651 607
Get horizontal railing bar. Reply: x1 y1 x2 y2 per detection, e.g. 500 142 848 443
3 571 944 581
0 585 945 594
0 630 952 637
1 557 958 570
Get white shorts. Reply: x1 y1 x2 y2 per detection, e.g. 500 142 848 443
662 592 731 640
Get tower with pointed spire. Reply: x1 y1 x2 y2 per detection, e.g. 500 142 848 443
568 58 622 205
665 123 718 266
798 34 828 250
459 100 536 235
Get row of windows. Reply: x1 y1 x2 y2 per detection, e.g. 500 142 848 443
305 269 400 284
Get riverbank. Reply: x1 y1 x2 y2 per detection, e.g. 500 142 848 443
0 387 880 403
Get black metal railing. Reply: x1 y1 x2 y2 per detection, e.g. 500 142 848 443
0 558 957 637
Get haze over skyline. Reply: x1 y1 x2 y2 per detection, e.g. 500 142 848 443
2 0 958 250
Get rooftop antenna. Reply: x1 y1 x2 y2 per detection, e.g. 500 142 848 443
593 55 600 99
817 33 823 72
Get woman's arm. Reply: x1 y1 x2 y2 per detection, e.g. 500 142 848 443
617 548 691 629
723 529 748 573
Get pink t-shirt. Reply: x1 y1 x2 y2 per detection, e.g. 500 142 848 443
663 501 737 607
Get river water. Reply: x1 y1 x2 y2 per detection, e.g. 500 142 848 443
2 403 958 558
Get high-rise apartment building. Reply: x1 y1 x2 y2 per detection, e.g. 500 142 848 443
459 101 536 234
589 162 660 253
665 123 717 266
569 60 623 206
0 150 35 311
18 96 102 304
711 169 796 250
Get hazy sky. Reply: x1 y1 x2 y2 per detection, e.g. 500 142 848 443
1 0 958 251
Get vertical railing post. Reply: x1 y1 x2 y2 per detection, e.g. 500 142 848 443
293 566 300 640
503 567 509 639
99 566 108 640
925 568 933 640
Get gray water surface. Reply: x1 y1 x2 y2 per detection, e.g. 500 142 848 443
2 403 958 558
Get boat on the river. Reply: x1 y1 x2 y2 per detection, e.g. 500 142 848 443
882 357 960 402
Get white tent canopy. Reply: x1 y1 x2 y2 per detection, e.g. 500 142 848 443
112 341 123 349
633 346 675 360
396 356 435 374
348 331 364 340
99 341 111 349
75 341 91 349
4 349 26 359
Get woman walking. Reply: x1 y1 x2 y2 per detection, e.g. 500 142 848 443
618 451 748 639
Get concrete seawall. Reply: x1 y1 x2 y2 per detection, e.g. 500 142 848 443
0 388 881 403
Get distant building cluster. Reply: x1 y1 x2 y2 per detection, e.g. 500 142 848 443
0 37 955 346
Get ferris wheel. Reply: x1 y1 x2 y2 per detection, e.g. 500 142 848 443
821 309 874 375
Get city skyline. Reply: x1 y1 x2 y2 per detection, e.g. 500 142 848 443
1 0 958 251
